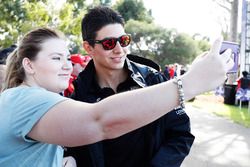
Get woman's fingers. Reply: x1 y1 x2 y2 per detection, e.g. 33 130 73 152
209 37 223 57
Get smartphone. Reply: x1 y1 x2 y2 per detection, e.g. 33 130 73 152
219 41 240 73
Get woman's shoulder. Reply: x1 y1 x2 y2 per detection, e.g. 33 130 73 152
1 86 65 103
2 86 44 97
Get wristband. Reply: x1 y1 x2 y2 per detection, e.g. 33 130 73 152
174 76 185 109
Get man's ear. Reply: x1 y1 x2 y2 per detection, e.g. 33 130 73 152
83 41 94 54
22 57 35 75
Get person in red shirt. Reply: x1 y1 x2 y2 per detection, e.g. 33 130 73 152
64 54 91 97
168 64 175 79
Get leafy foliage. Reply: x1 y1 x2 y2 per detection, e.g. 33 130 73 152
0 0 87 54
125 19 209 68
0 0 210 68
114 0 153 23
0 0 27 48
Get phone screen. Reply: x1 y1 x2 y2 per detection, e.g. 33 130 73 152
219 41 240 73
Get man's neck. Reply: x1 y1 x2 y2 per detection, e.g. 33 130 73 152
95 68 128 92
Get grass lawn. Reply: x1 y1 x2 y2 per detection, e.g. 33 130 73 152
187 92 250 128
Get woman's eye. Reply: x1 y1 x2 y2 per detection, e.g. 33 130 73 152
52 57 61 60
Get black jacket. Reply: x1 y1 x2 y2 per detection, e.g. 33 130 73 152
64 54 195 167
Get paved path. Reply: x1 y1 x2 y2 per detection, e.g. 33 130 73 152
181 104 250 167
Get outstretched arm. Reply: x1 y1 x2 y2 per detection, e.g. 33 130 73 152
28 37 233 147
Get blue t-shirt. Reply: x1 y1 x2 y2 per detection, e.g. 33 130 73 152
0 86 68 167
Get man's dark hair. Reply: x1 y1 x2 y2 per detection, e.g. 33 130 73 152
242 71 249 77
81 6 125 46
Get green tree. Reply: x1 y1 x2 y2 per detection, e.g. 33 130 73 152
115 0 210 67
0 0 87 53
58 2 86 54
66 0 87 15
22 1 52 30
0 0 27 48
213 0 239 42
125 19 206 68
0 0 210 61
0 0 53 48
100 0 112 6
114 0 153 23
166 34 199 65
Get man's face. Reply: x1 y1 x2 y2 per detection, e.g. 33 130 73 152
89 23 130 71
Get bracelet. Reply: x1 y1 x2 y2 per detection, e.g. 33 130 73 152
174 76 185 109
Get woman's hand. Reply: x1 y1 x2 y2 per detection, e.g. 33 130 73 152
183 37 234 98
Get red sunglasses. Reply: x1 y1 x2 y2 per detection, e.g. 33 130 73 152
93 34 131 50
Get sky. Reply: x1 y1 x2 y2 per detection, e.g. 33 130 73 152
142 0 241 42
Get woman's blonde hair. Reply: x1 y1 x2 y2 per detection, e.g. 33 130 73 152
2 28 62 91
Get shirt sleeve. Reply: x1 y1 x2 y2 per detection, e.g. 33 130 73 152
10 87 68 142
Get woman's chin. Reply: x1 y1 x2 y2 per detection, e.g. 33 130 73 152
52 86 68 94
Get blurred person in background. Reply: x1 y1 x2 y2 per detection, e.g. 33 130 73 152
0 45 17 91
237 71 250 90
64 54 91 97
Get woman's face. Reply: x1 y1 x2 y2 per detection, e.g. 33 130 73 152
30 38 72 93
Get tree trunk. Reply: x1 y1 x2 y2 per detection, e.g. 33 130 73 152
230 0 239 42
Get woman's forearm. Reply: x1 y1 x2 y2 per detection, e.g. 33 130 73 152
96 78 181 139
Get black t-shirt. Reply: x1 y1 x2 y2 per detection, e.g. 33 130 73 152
241 77 250 89
99 77 150 167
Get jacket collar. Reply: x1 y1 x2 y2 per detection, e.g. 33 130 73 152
125 57 147 88
76 54 159 92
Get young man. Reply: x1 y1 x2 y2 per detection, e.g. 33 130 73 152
64 6 194 167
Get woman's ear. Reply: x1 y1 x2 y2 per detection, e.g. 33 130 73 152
22 57 35 75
